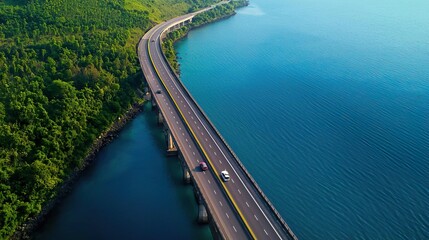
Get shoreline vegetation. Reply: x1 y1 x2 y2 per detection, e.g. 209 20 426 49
163 0 249 74
0 0 220 239
12 102 144 239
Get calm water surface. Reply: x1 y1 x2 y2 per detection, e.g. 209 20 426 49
34 106 212 239
176 0 429 239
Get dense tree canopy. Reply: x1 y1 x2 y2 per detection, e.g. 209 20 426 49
0 0 218 238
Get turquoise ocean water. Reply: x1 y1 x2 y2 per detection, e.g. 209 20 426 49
175 0 428 238
35 0 428 239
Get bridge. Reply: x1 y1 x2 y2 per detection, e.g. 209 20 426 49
137 5 297 240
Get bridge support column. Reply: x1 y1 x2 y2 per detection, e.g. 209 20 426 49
194 186 209 223
178 153 190 183
157 111 164 125
151 97 157 109
165 129 178 156
144 87 151 101
183 164 191 184
198 204 208 223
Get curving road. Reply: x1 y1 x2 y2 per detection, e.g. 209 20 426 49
138 6 296 240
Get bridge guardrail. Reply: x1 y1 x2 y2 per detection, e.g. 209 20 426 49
158 19 298 240
139 36 227 240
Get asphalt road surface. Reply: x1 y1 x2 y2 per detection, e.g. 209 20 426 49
138 7 296 240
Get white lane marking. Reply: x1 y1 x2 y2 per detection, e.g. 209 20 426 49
231 178 234 183
151 31 284 240
209 145 212 148
201 132 204 136
219 201 223 207
188 145 191 148
214 152 217 156
238 189 241 195
176 121 179 124
188 111 191 114
246 202 250 207
193 152 195 155
203 171 206 175
185 139 188 142
208 180 211 184
213 190 216 195
194 121 197 124
197 126 200 130
233 226 237 232
264 229 269 235
179 127 182 130
226 213 229 219
173 116 175 119
254 215 259 221
191 116 194 119
205 138 208 141
182 133 185 136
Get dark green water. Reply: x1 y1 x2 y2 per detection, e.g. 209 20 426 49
34 104 212 239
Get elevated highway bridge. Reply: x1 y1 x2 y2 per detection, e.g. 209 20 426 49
138 5 297 240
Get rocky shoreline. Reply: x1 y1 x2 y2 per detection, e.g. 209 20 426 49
12 102 145 240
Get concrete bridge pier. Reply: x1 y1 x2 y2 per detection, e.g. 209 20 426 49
183 167 191 184
157 111 164 125
165 128 178 156
193 185 209 223
178 153 191 183
182 164 191 184
151 97 157 109
144 87 152 101
198 204 208 223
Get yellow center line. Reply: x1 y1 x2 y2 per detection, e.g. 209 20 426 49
147 34 257 240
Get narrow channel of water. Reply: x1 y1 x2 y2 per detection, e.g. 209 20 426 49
34 104 212 239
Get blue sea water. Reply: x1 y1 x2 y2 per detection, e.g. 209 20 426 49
34 107 212 239
175 0 429 238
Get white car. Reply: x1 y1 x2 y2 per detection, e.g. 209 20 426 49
221 170 230 182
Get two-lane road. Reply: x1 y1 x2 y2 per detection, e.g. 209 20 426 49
139 19 250 239
138 7 296 240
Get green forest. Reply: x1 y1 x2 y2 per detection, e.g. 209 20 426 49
0 0 218 238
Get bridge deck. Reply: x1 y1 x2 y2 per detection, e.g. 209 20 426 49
138 7 297 240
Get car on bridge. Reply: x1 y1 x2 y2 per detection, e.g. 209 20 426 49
221 170 230 182
155 89 162 94
199 161 208 171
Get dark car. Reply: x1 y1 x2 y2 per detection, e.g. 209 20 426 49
199 162 208 171
155 89 162 94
